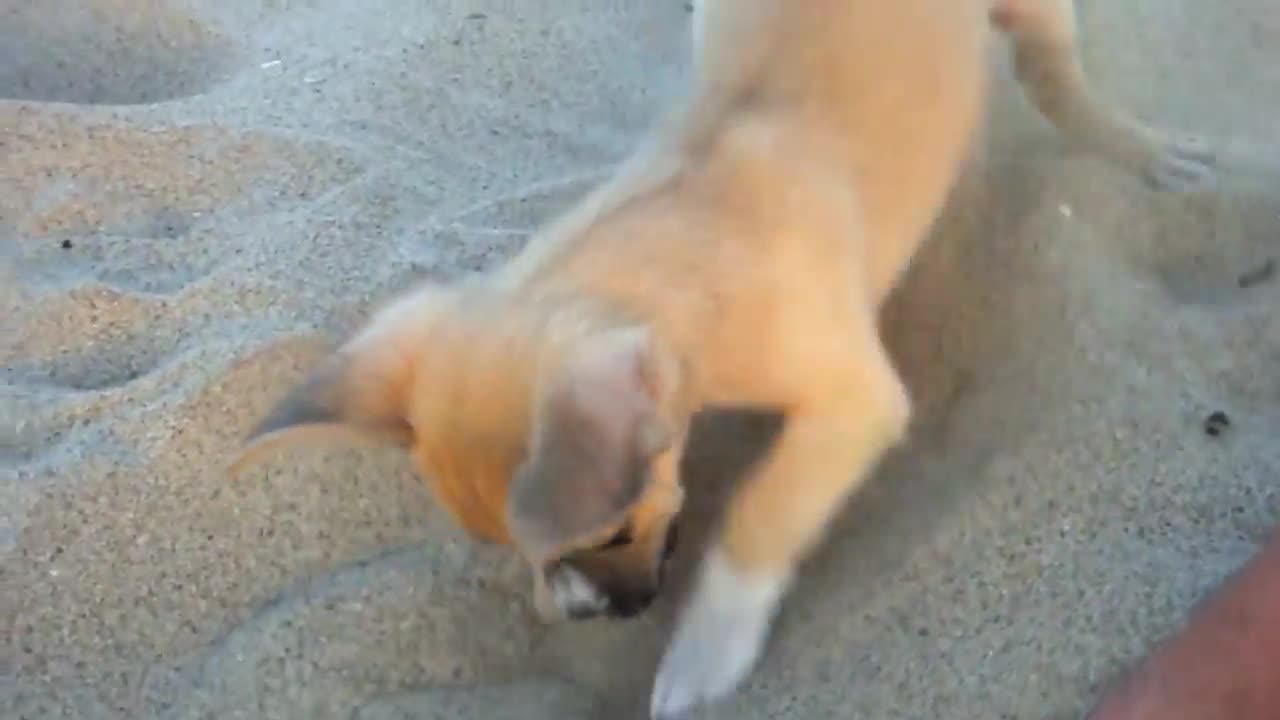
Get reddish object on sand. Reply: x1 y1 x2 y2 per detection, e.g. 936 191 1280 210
1087 526 1280 720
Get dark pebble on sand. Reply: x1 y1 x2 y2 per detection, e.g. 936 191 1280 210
1237 258 1275 289
1203 411 1231 437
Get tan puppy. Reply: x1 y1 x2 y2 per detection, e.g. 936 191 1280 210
230 0 1214 716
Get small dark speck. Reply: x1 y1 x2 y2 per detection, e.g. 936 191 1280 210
1238 258 1275 289
466 12 487 20
1203 410 1231 437
917 627 930 637
61 239 73 249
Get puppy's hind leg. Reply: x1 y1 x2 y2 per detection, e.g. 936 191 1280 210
992 0 1216 192
650 314 912 719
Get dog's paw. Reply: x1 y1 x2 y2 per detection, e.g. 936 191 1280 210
1145 134 1217 193
650 549 789 720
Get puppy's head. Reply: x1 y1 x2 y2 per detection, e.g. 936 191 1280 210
509 327 686 622
228 287 687 622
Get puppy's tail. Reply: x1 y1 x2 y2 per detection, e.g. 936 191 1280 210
226 283 451 477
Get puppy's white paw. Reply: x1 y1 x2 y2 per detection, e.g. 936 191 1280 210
650 549 789 720
1146 134 1217 193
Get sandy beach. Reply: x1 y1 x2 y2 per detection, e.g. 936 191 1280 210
4 1 1279 718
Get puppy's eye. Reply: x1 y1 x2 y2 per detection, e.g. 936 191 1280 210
599 525 633 549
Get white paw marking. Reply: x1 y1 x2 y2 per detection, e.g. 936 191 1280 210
650 549 790 720
1147 135 1217 193
547 564 609 619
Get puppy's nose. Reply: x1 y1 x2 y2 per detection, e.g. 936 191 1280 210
608 588 658 619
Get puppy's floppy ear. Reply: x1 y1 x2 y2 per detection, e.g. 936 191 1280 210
227 283 447 476
507 327 677 561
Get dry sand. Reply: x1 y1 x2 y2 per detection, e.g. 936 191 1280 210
3 1 1279 718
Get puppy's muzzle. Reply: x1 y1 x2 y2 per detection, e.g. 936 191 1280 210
609 522 681 619
554 522 682 621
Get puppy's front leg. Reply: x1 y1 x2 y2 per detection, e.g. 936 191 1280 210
651 324 911 719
